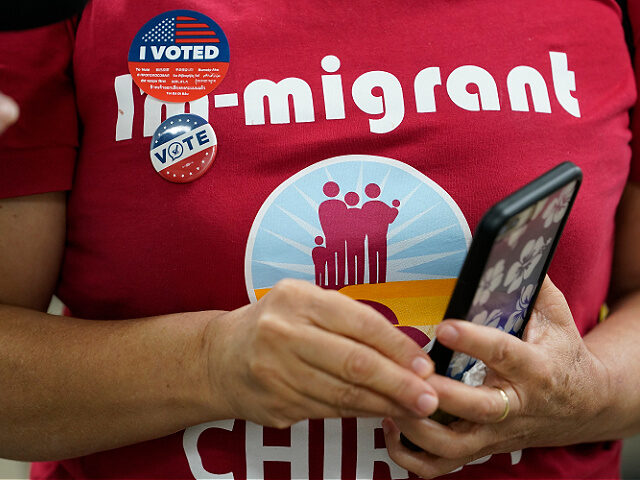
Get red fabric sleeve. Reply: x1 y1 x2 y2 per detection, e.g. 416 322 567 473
629 0 640 182
0 20 78 199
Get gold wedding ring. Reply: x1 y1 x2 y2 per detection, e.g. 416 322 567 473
495 387 510 422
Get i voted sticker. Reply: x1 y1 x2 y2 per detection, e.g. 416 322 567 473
150 113 217 183
129 10 230 102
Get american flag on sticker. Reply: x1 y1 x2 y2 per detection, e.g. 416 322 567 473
140 15 221 44
128 9 230 101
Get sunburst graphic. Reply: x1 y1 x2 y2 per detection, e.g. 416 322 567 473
245 155 471 337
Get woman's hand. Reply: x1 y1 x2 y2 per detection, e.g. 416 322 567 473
0 92 19 134
382 276 612 479
204 278 440 429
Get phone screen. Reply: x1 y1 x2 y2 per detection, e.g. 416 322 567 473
446 180 578 381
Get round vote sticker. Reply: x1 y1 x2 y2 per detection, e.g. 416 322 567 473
128 10 230 102
150 113 217 183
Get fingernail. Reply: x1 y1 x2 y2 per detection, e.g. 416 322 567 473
411 356 432 377
437 324 458 344
416 392 437 415
381 419 390 434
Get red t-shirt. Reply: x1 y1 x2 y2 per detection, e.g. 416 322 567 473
1 0 638 478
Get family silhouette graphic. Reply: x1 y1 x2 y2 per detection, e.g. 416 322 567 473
313 181 400 288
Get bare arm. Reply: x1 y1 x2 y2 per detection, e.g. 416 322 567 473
582 180 640 438
0 193 216 460
0 192 439 461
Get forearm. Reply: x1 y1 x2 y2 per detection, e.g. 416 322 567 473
0 305 229 461
583 290 640 439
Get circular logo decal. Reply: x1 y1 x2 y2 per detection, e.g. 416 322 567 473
150 113 217 183
245 155 471 343
128 9 230 102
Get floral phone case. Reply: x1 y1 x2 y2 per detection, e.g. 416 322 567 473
401 161 582 450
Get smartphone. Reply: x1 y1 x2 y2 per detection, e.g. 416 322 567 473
401 161 582 451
